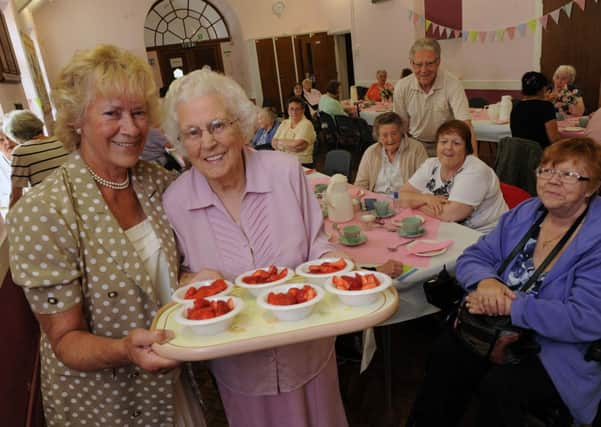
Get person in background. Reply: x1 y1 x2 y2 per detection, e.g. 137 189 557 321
393 38 477 156
354 112 427 194
140 127 183 171
251 107 280 150
318 80 349 117
292 82 314 119
4 110 69 207
511 71 561 149
0 128 16 213
273 96 316 167
584 107 601 144
365 69 394 102
302 78 321 110
161 67 349 427
546 65 585 117
398 120 507 233
7 44 206 426
410 138 601 427
401 67 413 78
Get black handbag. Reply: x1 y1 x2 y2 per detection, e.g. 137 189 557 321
423 265 465 311
455 204 588 364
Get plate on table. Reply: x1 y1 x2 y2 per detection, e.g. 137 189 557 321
406 239 448 257
562 126 585 132
338 234 368 247
398 227 426 238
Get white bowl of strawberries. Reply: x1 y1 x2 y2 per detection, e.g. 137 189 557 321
172 278 234 304
234 265 294 297
295 258 354 286
324 270 392 306
257 283 324 321
175 295 244 336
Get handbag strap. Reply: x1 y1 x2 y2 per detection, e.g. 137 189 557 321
519 203 589 293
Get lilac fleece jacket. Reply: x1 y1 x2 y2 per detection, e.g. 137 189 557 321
456 196 601 424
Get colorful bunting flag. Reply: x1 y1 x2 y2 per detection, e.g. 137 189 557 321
550 8 561 23
408 10 413 21
539 14 549 30
517 23 527 37
462 31 469 41
445 27 452 38
478 32 487 42
454 29 461 38
527 19 538 33
495 29 505 41
574 0 586 10
412 12 420 25
563 2 574 17
506 27 516 40
425 20 432 31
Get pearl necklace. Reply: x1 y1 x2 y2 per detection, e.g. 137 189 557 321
87 167 130 190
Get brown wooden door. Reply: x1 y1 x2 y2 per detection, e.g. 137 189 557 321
275 36 296 103
542 0 601 112
294 32 337 93
151 42 224 90
256 38 281 112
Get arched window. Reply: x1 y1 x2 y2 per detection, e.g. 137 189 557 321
144 0 230 48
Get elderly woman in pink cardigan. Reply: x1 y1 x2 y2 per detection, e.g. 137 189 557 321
161 68 349 427
354 112 428 195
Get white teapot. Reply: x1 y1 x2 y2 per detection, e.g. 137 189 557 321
325 174 354 223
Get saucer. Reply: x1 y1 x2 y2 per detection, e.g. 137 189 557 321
338 234 368 247
374 209 395 219
398 227 426 238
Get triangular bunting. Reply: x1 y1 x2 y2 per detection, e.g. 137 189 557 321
468 31 478 42
478 31 487 42
527 19 537 33
445 27 453 38
418 16 425 26
488 30 496 41
574 0 586 10
506 26 516 40
495 29 505 41
462 31 469 41
413 12 420 25
550 8 561 23
539 14 549 30
425 20 432 31
408 10 413 21
432 23 439 35
563 2 573 17
454 29 461 38
517 23 527 37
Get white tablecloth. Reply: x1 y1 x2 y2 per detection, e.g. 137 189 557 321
472 120 512 143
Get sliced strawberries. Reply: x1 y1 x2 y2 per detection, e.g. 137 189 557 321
307 258 347 274
267 285 317 306
186 297 234 320
332 273 380 291
242 266 288 284
183 279 228 300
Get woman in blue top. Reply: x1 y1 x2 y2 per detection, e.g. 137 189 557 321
411 138 601 426
250 107 280 150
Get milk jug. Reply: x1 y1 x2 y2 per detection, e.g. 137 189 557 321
326 174 354 223
499 95 513 122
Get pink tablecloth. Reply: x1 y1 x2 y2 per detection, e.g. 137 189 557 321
309 176 444 268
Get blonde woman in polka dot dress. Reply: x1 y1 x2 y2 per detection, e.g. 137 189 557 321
7 45 206 426
161 69 349 427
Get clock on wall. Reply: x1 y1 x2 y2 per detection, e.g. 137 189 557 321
272 1 285 17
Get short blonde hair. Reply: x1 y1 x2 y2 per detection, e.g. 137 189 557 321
53 44 159 151
554 65 576 85
161 68 256 149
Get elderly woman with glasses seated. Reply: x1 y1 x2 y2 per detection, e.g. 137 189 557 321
161 68 348 427
354 112 427 194
272 96 316 167
410 137 601 427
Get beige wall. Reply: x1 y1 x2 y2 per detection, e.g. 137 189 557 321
0 83 27 115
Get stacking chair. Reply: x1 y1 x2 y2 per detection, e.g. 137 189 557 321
356 86 369 100
334 115 361 150
316 112 339 151
499 182 532 209
323 149 352 179
495 137 543 196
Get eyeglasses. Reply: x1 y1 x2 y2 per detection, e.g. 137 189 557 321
535 167 590 184
411 59 439 69
179 118 238 143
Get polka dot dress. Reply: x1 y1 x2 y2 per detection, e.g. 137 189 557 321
7 153 182 426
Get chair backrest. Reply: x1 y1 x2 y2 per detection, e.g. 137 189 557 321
500 182 532 209
495 137 543 196
316 112 338 149
356 86 368 100
324 149 352 178
468 97 488 108
318 112 337 132
334 115 361 148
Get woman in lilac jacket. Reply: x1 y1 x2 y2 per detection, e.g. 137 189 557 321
411 138 601 426
161 68 348 427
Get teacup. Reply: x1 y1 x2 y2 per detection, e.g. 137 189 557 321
578 117 589 128
342 224 362 242
401 216 422 234
314 183 328 194
374 200 390 217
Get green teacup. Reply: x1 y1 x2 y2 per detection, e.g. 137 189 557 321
578 117 589 128
402 216 422 234
342 225 362 242
374 200 390 217
314 183 328 194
